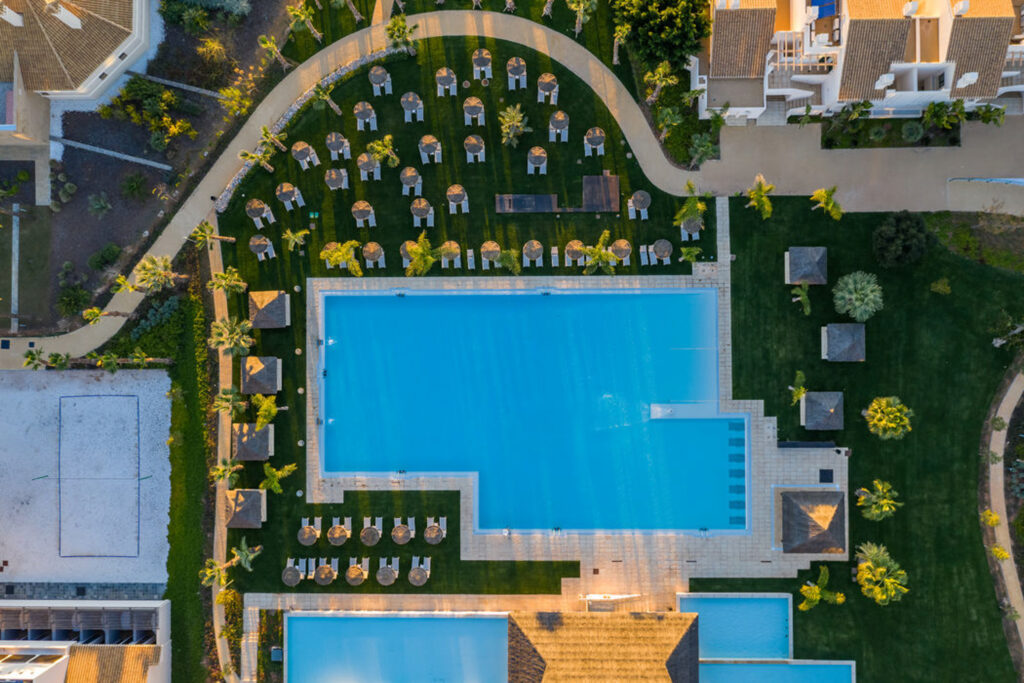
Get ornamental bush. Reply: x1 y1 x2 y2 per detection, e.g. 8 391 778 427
611 0 711 72
865 396 913 440
833 271 884 322
873 211 929 268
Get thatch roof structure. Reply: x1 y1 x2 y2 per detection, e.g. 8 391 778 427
231 423 273 461
224 489 266 529
780 490 846 554
785 247 827 285
823 323 865 362
241 356 281 395
65 645 162 683
801 391 844 430
248 290 290 329
508 611 698 682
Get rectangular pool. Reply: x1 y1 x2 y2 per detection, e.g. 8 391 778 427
286 613 508 682
678 594 791 659
319 288 748 532
701 662 855 682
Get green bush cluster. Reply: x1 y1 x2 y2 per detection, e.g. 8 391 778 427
129 296 182 343
98 76 198 151
217 588 243 671
88 243 122 271
57 261 90 318
873 211 929 269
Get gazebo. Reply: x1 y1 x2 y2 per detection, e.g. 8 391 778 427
523 240 543 267
822 323 866 362
507 57 527 90
464 134 485 163
231 423 273 461
472 48 492 80
419 135 442 164
362 241 385 269
785 247 828 285
351 200 376 228
353 101 377 131
241 356 282 395
356 152 381 181
290 141 319 170
549 110 569 143
245 198 275 229
249 290 290 329
401 91 424 123
800 391 844 430
584 127 606 156
411 197 434 228
325 131 350 160
780 490 846 554
537 72 559 104
436 66 457 96
463 96 485 126
447 184 468 214
368 65 392 96
527 146 547 175
400 166 422 196
224 489 266 529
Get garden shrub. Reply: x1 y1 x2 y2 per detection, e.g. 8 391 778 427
88 243 122 271
901 120 924 143
1013 509 1024 547
611 0 710 72
57 286 90 318
217 588 243 671
873 211 929 268
129 296 182 343
868 125 887 142
98 77 197 151
182 0 250 15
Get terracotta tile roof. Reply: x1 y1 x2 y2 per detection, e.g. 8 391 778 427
846 0 905 18
838 18 912 100
710 6 777 78
956 0 1014 17
0 0 132 91
508 611 699 682
65 645 162 683
948 16 1014 97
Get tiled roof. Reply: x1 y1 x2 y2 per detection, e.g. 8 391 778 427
65 645 162 683
845 0 904 18
838 18 912 100
710 6 777 78
232 423 273 461
781 490 846 554
225 489 266 529
248 290 290 329
825 323 866 362
955 0 1014 17
803 391 844 431
948 16 1014 98
0 0 132 91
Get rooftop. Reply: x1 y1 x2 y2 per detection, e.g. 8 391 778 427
823 323 866 362
780 490 847 554
801 391 844 430
785 247 828 284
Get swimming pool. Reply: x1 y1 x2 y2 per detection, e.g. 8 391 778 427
319 288 749 532
678 594 791 659
700 662 855 682
285 612 508 682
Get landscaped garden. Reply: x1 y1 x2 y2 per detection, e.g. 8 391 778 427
692 196 1024 682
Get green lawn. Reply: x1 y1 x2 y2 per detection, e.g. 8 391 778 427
691 197 1022 682
0 206 52 326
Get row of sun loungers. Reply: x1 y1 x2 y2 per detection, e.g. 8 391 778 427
282 556 433 585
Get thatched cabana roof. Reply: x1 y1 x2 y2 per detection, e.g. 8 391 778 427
248 290 290 329
241 356 281 395
325 132 348 152
508 611 698 682
369 65 389 85
224 489 266 529
538 72 558 92
231 423 273 461
435 66 456 86
507 57 527 75
780 490 846 554
464 97 484 115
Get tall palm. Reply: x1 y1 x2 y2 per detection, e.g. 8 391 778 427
135 255 187 294
581 230 619 275
656 106 683 142
855 543 908 605
367 135 399 168
209 317 254 356
229 536 264 571
190 220 237 250
312 84 342 116
498 104 532 147
855 479 903 521
260 462 298 494
542 0 555 15
644 61 678 105
282 229 310 252
385 14 416 53
207 267 248 294
112 275 137 293
745 173 775 220
258 34 290 70
212 387 248 416
405 232 438 277
252 394 279 431
612 23 630 65
320 240 363 276
239 148 274 173
342 0 363 22
210 459 243 486
287 3 323 42
674 191 707 226
259 125 288 152
810 186 843 221
82 307 129 326
496 250 522 275
23 348 48 370
199 558 231 588
566 0 596 36
131 347 172 368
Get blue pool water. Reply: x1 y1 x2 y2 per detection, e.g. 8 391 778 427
286 614 508 682
320 288 748 532
701 662 854 682
678 595 791 659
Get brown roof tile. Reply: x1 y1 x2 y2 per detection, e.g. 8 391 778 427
846 0 905 18
948 16 1014 97
710 7 777 78
838 18 912 100
65 645 162 683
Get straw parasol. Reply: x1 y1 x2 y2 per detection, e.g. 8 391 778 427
400 167 421 188
281 565 301 587
473 48 492 68
464 135 485 154
345 564 365 586
409 567 429 587
463 97 484 116
419 135 440 155
362 242 383 264
424 523 444 545
324 168 347 190
652 239 672 260
275 183 297 203
565 240 584 261
400 240 416 260
297 525 318 546
353 101 374 120
392 523 412 545
538 72 557 93
507 57 526 76
249 235 270 256
610 239 631 261
441 240 461 259
245 199 267 218
357 152 377 172
325 131 347 153
351 201 373 220
411 198 432 218
446 184 466 204
631 190 652 210
523 240 543 261
585 127 605 147
481 241 500 261
314 563 336 586
327 522 349 546
527 147 547 167
435 67 456 87
376 565 397 586
549 110 569 130
291 141 312 162
360 524 381 546
368 65 389 86
682 218 703 236
401 92 422 112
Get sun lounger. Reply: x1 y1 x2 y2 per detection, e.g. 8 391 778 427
301 517 309 528
363 517 372 529
344 517 352 532
374 517 383 530
482 258 490 270
639 244 650 266
313 517 322 532
412 555 420 568
391 557 400 577
439 517 447 537
332 517 340 528
361 558 370 573
467 250 475 269
286 557 295 569
379 557 388 570
297 558 307 578
523 253 529 267
426 516 436 528
408 517 416 538
551 246 559 266
403 257 411 268
454 254 461 268
349 557 358 567
330 558 339 573
394 517 403 528
422 557 431 574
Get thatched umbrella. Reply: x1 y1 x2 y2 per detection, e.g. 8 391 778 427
682 218 703 236
392 523 412 545
523 240 543 261
419 135 440 156
327 522 349 546
507 57 526 77
400 166 421 189
463 97 484 117
362 242 383 264
291 141 312 163
481 240 500 261
585 127 606 148
652 239 673 261
565 240 584 262
314 562 336 586
464 135 485 155
357 152 378 173
472 48 492 69
282 565 301 587
324 168 347 190
376 564 397 586
368 65 389 87
245 198 267 218
538 72 558 94
297 525 318 546
549 110 569 131
631 190 652 211
351 201 373 221
360 524 381 546
610 239 631 261
424 523 444 545
400 240 416 260
275 183 297 204
408 567 429 587
401 92 422 113
441 240 461 259
411 198 432 218
435 67 456 88
527 146 547 168
325 131 348 154
345 564 365 586
249 235 270 256
353 101 375 121
446 184 466 204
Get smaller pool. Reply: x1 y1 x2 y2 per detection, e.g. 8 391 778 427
701 661 855 682
285 612 508 682
678 593 791 659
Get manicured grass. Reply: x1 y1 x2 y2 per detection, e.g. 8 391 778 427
691 197 1023 682
0 206 52 325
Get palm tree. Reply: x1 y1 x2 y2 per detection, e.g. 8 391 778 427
212 387 247 416
790 282 811 316
199 558 231 588
287 3 322 42
656 106 683 142
406 232 438 277
674 187 707 227
135 255 187 294
810 186 843 221
798 565 846 611
252 394 279 431
258 34 290 70
130 347 172 368
81 307 129 325
23 348 49 370
687 132 718 169
209 317 254 356
385 14 417 53
320 240 363 275
542 0 555 15
48 352 71 369
855 479 903 521
238 148 274 173
498 104 532 147
977 104 1005 127
496 249 523 275
312 84 342 116
833 271 883 322
864 396 913 440
745 173 775 220
581 230 619 275
788 370 806 406
341 0 363 22
643 61 678 105
210 459 243 486
190 220 237 250
112 275 136 293
207 267 248 294
281 228 310 252
566 0 596 36
612 23 630 65
229 536 263 571
259 125 288 152
260 462 298 494
678 246 702 264
855 543 909 605
367 135 399 167
86 351 123 374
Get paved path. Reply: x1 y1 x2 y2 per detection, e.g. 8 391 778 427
51 137 174 171
9 204 19 333
128 71 224 99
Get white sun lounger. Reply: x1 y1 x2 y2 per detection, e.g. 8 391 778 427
301 517 309 528
313 517 322 532
467 250 475 269
391 557 400 577
439 517 447 537
551 246 559 266
408 517 416 538
639 244 650 266
422 557 431 574
330 558 339 573
426 517 435 528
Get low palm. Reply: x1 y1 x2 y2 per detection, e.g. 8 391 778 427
644 61 678 105
135 255 186 294
367 135 399 167
745 173 775 220
287 3 322 42
199 558 231 588
259 125 287 152
229 537 263 571
406 232 438 277
498 105 532 147
260 462 298 494
656 107 683 142
208 267 248 294
320 240 363 276
385 14 416 51
209 318 254 356
791 282 811 316
282 228 310 252
252 394 279 431
810 186 843 221
210 459 243 486
258 35 289 69
581 230 619 275
212 387 247 416
239 148 274 173
190 220 236 250
312 84 342 115
855 479 903 521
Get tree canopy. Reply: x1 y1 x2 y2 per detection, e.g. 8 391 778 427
872 211 928 268
612 0 710 72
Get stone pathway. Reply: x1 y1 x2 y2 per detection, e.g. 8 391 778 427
127 71 225 100
8 203 19 333
51 137 174 171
